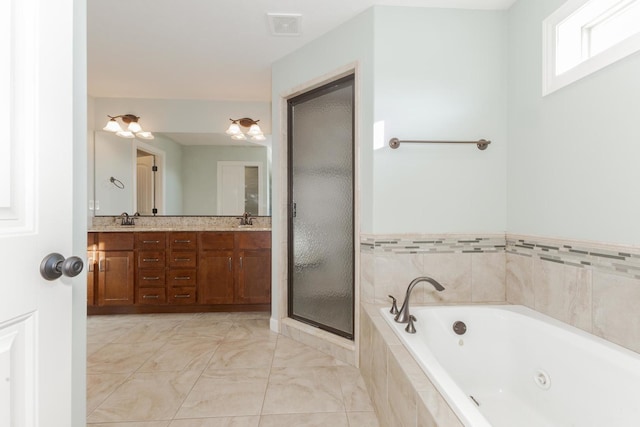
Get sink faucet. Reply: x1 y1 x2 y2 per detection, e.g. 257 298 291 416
119 212 135 226
238 212 253 226
394 276 445 323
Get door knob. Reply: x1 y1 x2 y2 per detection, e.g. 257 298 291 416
40 253 84 281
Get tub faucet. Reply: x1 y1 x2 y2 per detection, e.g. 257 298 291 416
394 276 445 323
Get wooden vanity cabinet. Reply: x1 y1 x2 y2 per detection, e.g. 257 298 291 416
94 232 135 306
198 232 235 304
88 230 270 313
235 232 271 304
167 232 198 304
135 232 167 305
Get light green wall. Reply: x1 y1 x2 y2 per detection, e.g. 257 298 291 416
507 0 640 245
373 7 508 234
152 134 184 215
181 145 269 215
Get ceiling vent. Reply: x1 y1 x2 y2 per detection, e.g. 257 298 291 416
267 13 302 36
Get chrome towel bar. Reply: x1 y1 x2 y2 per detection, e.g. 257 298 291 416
389 137 491 151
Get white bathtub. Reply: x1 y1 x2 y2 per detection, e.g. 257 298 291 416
380 305 640 427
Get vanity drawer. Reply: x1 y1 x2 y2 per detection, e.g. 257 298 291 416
168 287 197 304
167 269 196 286
199 232 234 250
169 232 197 251
168 251 197 268
137 269 166 287
137 288 166 304
135 233 166 250
138 251 166 268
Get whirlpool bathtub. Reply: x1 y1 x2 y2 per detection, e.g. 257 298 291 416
380 305 640 427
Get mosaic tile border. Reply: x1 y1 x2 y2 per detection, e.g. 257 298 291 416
360 235 506 255
360 233 640 280
507 236 640 280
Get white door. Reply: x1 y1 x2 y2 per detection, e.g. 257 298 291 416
217 161 264 216
136 154 154 215
0 0 81 425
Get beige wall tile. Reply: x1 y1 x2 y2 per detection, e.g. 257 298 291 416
533 259 592 331
593 272 640 353
423 253 472 303
387 352 417 427
360 251 376 304
471 252 506 302
506 253 534 307
375 253 423 304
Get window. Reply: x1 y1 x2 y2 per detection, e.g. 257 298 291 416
543 0 640 95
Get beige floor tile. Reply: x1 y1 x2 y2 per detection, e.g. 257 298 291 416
346 411 380 427
87 370 201 423
138 336 221 373
88 422 170 427
333 366 375 412
172 319 235 340
169 416 260 426
262 366 345 415
175 368 270 418
206 338 276 370
224 319 277 341
259 412 349 427
88 341 165 374
87 373 130 414
111 320 183 343
271 336 341 368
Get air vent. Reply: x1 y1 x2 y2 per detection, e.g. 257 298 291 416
267 13 302 36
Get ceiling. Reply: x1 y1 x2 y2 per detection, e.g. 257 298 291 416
88 0 516 103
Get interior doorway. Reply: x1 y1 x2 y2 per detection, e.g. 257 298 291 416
134 142 165 215
287 74 355 339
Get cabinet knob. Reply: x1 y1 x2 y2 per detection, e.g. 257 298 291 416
40 253 84 281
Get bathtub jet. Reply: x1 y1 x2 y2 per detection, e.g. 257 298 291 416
394 276 445 323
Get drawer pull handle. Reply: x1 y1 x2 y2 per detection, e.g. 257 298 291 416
228 257 232 272
174 276 191 280
174 258 191 262
143 240 160 244
143 276 160 280
174 240 191 243
143 258 160 262
142 295 160 299
240 256 243 269
174 294 191 298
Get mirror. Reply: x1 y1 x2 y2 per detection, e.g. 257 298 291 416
92 131 271 216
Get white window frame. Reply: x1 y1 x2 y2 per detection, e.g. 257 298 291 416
543 0 640 96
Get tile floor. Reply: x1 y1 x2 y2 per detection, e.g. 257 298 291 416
87 312 380 426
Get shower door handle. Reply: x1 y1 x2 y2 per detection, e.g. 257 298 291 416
292 202 297 218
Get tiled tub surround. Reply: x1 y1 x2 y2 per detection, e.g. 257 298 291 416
360 234 508 307
361 233 640 355
360 303 463 427
91 215 272 231
506 234 640 354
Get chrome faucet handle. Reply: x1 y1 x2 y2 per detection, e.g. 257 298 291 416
405 315 417 334
388 295 399 315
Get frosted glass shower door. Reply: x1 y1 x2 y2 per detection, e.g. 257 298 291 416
288 75 354 339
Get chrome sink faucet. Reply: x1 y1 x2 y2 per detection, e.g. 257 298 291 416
394 276 445 323
119 212 135 226
237 212 253 226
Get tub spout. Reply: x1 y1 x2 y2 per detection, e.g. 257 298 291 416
394 276 445 323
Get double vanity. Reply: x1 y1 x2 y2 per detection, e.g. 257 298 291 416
87 216 271 314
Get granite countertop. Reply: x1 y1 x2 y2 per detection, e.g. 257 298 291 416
89 216 271 232
88 225 271 232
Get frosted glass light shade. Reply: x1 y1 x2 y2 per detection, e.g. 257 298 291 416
231 133 247 140
247 124 262 136
136 131 154 140
128 121 142 133
251 134 266 141
103 119 122 132
116 130 135 139
226 123 241 135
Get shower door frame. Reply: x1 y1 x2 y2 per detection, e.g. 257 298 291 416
286 73 356 340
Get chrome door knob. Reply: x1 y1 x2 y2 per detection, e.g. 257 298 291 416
40 253 84 281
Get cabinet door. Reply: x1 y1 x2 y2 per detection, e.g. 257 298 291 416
98 250 135 306
198 250 234 304
236 249 271 304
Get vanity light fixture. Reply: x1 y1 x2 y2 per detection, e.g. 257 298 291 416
103 114 155 140
225 118 265 141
